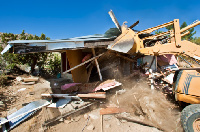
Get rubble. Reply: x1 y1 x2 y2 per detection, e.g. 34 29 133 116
47 98 71 108
86 124 95 130
88 113 99 120
64 119 72 124
0 19 187 132
0 69 181 131
100 107 127 115
0 99 51 131
17 88 26 92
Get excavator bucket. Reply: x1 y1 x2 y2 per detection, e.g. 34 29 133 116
107 30 134 53
107 10 137 54
108 27 143 54
107 10 142 54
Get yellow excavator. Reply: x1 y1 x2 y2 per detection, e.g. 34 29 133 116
108 10 200 132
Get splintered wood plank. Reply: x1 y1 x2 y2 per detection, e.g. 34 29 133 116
92 48 102 81
66 50 88 83
100 107 126 115
77 93 106 98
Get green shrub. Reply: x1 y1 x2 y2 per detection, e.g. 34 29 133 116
0 73 7 86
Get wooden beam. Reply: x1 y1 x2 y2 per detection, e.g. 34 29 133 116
115 115 163 131
77 93 106 99
101 115 103 132
108 10 121 32
92 48 103 81
86 62 94 83
100 107 127 115
129 20 139 29
23 77 39 82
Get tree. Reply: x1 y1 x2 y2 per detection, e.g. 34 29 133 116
28 35 33 40
0 30 51 73
191 37 200 45
20 30 26 40
33 35 39 40
104 28 121 38
40 33 46 40
166 25 173 31
155 30 163 34
180 22 196 40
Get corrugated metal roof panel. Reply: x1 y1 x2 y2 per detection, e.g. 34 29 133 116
8 35 113 44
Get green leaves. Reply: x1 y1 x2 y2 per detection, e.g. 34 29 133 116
166 21 196 40
191 37 200 45
104 28 121 38
0 30 52 72
155 30 163 34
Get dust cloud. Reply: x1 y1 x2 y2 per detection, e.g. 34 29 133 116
108 77 183 132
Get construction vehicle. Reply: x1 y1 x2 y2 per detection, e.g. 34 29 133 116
108 10 200 132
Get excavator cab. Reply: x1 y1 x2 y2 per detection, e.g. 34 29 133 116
174 70 200 104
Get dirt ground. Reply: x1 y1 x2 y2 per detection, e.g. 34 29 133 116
0 72 183 132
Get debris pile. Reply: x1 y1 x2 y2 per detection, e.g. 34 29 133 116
0 51 186 132
0 77 123 131
104 77 182 131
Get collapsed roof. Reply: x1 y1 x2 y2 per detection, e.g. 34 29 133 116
1 35 116 54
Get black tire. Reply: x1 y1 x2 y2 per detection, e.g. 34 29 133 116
181 104 200 132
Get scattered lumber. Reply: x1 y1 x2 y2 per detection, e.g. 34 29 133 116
43 102 97 127
0 99 51 126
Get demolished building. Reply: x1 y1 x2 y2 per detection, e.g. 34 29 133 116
1 33 158 84
1 10 200 132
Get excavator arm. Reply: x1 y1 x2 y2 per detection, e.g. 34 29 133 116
139 40 200 60
109 18 200 61
139 19 200 61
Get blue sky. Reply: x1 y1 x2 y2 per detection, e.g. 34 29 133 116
0 0 200 39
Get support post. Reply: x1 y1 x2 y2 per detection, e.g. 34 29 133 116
101 115 103 132
92 48 103 81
